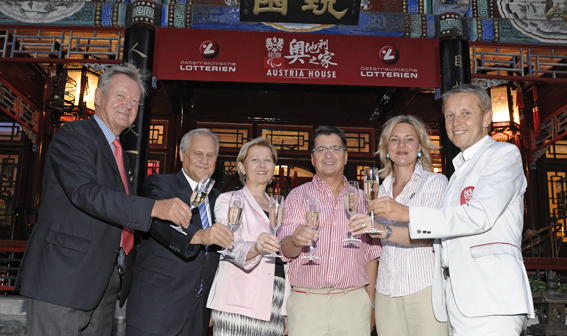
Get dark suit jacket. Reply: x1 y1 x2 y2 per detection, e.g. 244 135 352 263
126 170 221 336
15 117 155 311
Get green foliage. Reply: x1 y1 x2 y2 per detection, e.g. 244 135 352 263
558 283 567 293
531 279 547 293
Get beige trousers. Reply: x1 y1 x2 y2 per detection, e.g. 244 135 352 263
375 286 448 336
287 287 371 336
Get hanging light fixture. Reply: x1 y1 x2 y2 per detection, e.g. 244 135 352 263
47 64 100 127
490 84 521 143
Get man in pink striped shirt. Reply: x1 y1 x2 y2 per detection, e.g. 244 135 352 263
278 126 382 336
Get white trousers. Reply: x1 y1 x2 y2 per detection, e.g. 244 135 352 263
445 278 526 336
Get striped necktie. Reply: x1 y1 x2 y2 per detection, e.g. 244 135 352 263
199 201 210 230
197 200 210 297
199 201 210 254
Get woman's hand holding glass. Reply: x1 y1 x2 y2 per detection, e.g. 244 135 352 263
348 213 385 239
254 232 280 256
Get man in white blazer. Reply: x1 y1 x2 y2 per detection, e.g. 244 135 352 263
369 84 534 335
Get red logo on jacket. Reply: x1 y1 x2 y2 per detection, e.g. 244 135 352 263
460 186 475 205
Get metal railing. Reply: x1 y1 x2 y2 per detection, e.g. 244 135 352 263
471 43 567 83
522 222 563 258
0 240 26 292
0 27 124 63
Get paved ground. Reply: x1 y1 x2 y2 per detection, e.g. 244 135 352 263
0 295 547 336
0 295 126 336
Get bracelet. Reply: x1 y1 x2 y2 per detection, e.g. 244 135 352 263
370 302 375 310
383 224 393 241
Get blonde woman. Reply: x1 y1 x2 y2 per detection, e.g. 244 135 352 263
207 137 289 336
350 115 448 336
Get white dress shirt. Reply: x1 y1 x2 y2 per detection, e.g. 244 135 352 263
376 163 447 297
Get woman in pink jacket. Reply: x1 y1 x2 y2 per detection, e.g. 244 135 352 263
207 137 289 336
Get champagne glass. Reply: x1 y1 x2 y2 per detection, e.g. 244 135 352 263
265 195 285 258
302 197 321 261
363 167 381 233
170 175 216 235
218 191 244 258
343 181 362 243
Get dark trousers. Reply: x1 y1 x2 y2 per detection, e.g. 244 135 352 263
126 288 210 336
26 266 121 336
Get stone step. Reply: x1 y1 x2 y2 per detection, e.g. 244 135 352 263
0 296 26 336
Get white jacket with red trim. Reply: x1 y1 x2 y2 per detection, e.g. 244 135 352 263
408 136 534 321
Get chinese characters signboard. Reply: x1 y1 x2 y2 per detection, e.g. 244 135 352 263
155 28 441 88
240 0 361 25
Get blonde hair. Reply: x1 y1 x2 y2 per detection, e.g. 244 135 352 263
376 115 438 180
442 84 492 116
236 137 278 185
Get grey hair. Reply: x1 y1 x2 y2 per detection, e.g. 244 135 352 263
97 63 148 98
179 128 219 155
442 84 492 115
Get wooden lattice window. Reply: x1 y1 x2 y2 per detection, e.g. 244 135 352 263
343 128 373 156
428 133 443 174
260 125 311 152
546 140 567 159
198 123 251 150
547 171 567 240
0 153 19 227
0 122 22 142
149 120 168 148
356 165 370 184
147 153 165 176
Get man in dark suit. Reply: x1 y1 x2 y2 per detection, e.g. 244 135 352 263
126 128 234 336
16 63 194 336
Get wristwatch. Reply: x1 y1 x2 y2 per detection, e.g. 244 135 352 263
370 302 375 310
383 224 393 241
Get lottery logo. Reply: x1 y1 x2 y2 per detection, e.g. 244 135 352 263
199 40 219 58
379 46 399 64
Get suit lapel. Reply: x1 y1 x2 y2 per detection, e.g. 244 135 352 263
242 186 269 222
176 171 193 206
87 118 121 176
86 117 131 194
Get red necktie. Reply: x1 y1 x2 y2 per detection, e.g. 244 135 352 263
113 139 135 255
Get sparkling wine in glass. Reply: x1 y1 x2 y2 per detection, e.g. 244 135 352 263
266 195 285 258
364 167 381 233
343 181 362 243
219 191 244 258
302 197 321 261
171 175 215 235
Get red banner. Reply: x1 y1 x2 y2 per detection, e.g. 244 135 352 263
155 28 441 88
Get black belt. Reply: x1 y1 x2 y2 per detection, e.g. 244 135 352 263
442 267 450 279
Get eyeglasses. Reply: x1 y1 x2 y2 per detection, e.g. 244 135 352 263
312 145 346 154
